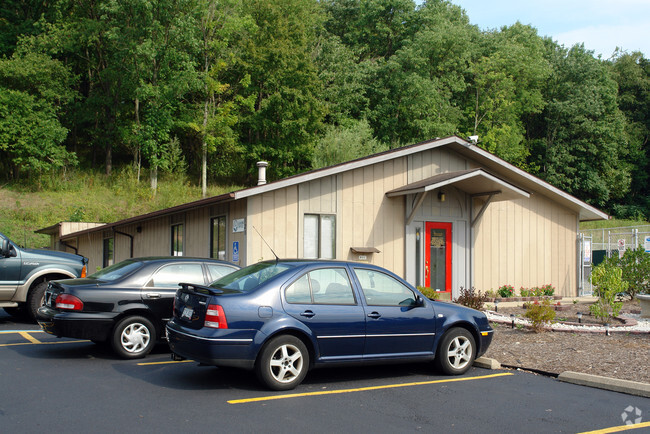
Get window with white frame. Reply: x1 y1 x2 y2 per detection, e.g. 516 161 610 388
303 214 335 259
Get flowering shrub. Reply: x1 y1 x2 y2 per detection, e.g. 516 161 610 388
541 284 555 296
497 284 515 298
520 287 531 297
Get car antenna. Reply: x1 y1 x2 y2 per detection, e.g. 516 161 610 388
253 225 279 263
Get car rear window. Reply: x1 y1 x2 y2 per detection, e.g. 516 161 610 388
210 262 294 292
89 261 143 281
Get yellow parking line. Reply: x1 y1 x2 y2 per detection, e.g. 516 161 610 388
578 422 650 434
138 360 195 366
0 330 45 334
0 340 90 347
18 331 41 344
228 372 514 404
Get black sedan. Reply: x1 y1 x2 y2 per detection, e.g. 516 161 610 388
167 260 493 390
38 257 239 359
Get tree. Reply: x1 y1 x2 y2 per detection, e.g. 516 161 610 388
236 0 325 181
0 52 77 181
530 43 631 208
365 0 477 146
312 119 386 168
464 23 551 166
609 51 650 219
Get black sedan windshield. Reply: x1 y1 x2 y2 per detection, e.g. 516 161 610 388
210 262 294 292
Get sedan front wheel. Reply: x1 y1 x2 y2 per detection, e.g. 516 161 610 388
435 327 476 375
256 335 309 391
111 316 156 359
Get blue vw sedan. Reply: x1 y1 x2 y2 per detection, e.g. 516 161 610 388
167 260 493 390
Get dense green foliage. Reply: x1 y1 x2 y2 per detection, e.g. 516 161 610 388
1 0 649 218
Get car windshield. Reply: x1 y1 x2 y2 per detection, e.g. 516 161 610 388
88 260 144 281
210 262 294 292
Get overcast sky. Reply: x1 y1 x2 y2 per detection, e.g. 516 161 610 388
449 0 650 58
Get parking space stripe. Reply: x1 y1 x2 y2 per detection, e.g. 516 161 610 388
137 360 195 366
578 421 650 434
18 331 41 344
0 330 45 334
227 372 514 404
0 339 89 347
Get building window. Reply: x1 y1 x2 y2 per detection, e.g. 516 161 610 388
210 216 227 260
304 214 335 259
171 224 183 256
103 237 114 268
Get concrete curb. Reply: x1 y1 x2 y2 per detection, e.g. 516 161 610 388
475 358 650 398
473 357 500 370
558 371 650 398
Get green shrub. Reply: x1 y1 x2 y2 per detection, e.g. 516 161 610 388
453 287 489 311
524 298 556 332
590 262 625 323
497 284 515 298
417 287 440 300
615 248 650 298
519 287 531 297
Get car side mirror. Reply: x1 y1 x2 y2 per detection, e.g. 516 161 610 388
0 238 9 257
415 295 425 307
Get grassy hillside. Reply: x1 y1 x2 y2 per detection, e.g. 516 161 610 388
0 169 242 248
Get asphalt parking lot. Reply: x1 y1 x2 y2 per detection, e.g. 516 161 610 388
1 311 648 433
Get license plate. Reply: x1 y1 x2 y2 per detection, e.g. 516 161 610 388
181 306 193 320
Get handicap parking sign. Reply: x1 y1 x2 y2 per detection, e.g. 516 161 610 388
233 241 239 262
645 236 650 253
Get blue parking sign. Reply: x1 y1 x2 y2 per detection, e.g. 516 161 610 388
645 236 650 253
233 241 239 262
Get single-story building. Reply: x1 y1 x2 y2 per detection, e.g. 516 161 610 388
44 136 607 298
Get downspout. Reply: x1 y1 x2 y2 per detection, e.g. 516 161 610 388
113 230 134 258
61 242 78 255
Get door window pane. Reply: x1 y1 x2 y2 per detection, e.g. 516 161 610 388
304 215 319 259
103 237 114 268
430 228 446 291
354 268 417 306
151 263 204 287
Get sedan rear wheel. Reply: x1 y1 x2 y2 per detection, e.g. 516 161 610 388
111 316 156 359
256 335 309 391
435 327 476 375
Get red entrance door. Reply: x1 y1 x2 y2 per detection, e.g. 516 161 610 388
425 222 452 293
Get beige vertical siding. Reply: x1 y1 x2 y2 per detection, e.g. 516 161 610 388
473 193 578 296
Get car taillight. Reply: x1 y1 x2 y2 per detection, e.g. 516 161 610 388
55 294 84 311
81 265 87 278
204 304 227 329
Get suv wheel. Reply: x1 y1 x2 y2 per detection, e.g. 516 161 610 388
27 281 49 322
111 316 156 359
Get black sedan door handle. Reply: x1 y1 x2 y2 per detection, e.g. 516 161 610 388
367 312 381 319
300 310 315 318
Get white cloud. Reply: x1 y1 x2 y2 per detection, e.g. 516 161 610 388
554 23 650 58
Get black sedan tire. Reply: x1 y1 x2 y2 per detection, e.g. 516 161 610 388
435 327 476 375
111 316 156 359
256 335 309 391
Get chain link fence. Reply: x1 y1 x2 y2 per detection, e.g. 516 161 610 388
578 225 650 296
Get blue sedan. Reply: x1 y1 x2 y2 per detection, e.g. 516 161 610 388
167 260 493 390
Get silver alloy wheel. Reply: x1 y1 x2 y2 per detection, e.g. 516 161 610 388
446 335 472 370
268 343 304 384
120 322 151 353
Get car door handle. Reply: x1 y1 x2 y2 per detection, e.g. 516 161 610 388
145 293 161 299
300 310 315 318
367 312 381 319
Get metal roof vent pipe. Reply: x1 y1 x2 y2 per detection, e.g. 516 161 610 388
257 161 268 186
